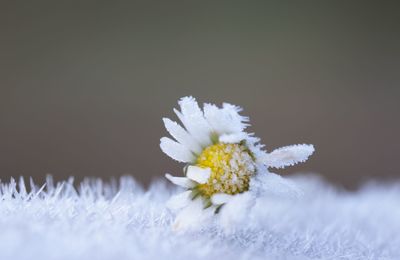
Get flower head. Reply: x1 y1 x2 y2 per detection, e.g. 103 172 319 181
161 96 314 230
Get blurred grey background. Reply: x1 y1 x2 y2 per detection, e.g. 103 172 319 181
1 2 399 189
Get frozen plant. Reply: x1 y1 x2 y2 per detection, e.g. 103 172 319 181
160 96 314 230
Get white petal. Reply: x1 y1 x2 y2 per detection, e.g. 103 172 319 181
165 174 195 188
186 166 211 184
163 118 202 154
175 96 212 147
204 102 249 135
219 133 247 143
253 172 303 199
166 191 192 210
172 198 215 231
262 144 315 168
203 103 225 134
222 103 249 131
218 192 255 233
211 193 233 205
160 137 195 163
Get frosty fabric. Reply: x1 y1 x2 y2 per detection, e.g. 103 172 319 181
0 175 399 260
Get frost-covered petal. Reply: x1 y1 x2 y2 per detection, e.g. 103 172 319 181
262 144 315 169
252 172 302 199
203 104 225 134
218 192 255 233
174 97 212 147
163 118 202 154
166 191 192 210
160 137 195 163
211 193 233 205
204 103 248 135
165 174 196 188
222 103 249 130
186 166 211 184
218 133 247 144
172 198 215 231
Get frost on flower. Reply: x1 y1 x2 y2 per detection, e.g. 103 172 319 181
160 96 314 230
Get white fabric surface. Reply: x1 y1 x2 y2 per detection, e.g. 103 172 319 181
0 175 399 260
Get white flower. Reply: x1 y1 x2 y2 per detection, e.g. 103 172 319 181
161 96 314 230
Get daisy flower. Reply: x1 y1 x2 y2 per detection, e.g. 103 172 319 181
161 96 314 230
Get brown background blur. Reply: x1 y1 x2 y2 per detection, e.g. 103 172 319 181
1 2 399 189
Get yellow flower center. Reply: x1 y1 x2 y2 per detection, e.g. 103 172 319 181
195 143 256 197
